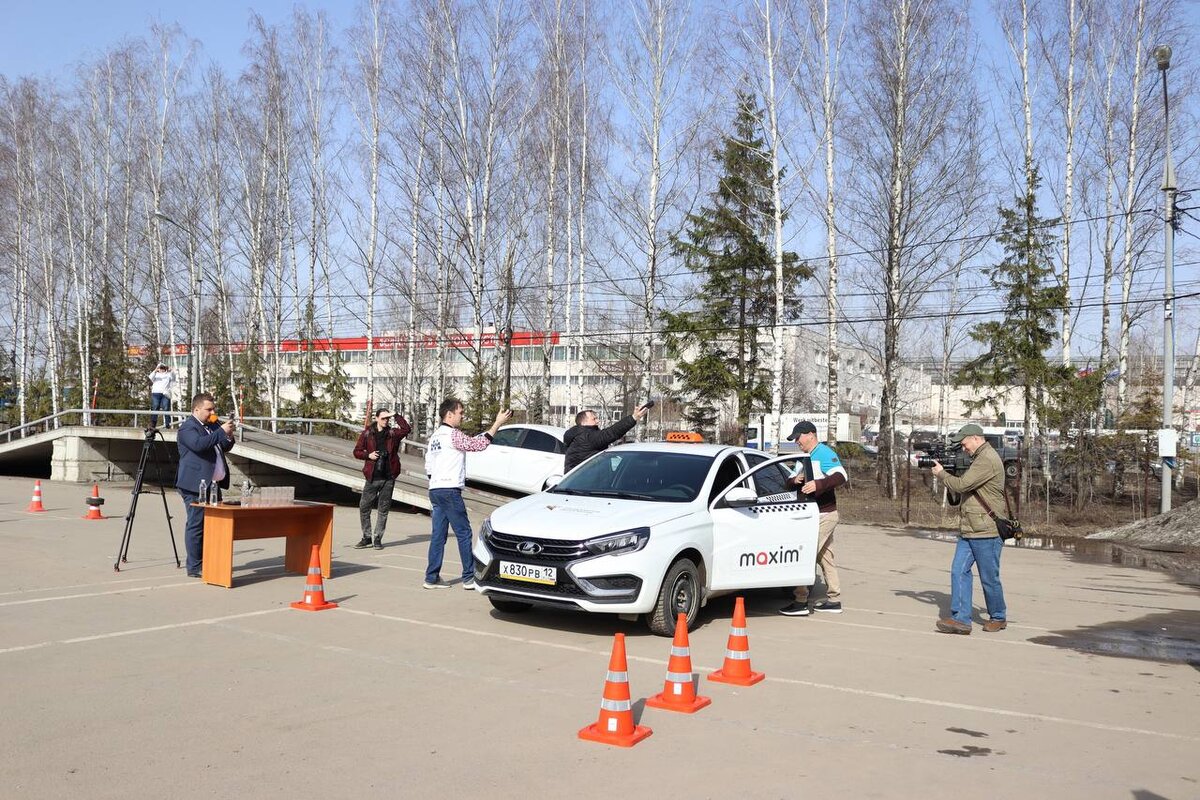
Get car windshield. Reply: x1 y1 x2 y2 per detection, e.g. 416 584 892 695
550 450 714 502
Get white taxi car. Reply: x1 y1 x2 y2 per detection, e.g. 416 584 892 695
470 440 819 635
465 424 567 495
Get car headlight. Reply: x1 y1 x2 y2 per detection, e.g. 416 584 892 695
584 527 650 556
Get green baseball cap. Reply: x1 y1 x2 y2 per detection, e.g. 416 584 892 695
949 423 984 443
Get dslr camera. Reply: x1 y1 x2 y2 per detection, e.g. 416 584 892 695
915 441 972 476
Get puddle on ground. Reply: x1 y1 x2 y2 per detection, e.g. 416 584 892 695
902 527 1200 588
1028 609 1200 667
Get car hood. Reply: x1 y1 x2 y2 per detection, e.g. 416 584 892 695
489 492 696 540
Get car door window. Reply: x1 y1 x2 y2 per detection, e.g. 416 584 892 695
750 456 811 502
521 430 559 453
708 455 747 506
491 428 523 447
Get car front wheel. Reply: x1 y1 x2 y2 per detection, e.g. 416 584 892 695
646 557 701 636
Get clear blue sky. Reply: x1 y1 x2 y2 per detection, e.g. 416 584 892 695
0 0 356 80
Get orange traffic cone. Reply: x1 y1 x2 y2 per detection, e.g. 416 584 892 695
83 484 105 520
708 597 765 686
578 633 652 747
26 480 45 513
646 613 711 713
290 544 338 611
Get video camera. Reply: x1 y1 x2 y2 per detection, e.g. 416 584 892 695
915 441 972 476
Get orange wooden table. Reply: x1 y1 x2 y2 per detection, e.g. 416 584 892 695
198 501 334 588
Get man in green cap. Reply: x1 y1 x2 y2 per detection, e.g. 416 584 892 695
930 423 1008 634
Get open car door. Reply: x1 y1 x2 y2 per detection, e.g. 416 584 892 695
708 454 819 591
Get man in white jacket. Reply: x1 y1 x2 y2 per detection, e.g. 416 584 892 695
423 399 512 589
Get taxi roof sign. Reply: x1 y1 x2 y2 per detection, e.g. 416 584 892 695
664 431 704 443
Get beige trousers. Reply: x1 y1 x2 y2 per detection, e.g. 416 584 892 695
794 510 840 602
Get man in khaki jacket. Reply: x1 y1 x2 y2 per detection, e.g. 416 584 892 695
930 423 1008 634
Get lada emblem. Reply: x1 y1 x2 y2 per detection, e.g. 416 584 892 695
517 541 543 555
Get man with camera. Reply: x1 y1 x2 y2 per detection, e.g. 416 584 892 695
563 402 652 472
930 423 1008 634
353 408 412 550
423 400 513 589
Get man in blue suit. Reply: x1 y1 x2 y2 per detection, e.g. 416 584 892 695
176 392 236 577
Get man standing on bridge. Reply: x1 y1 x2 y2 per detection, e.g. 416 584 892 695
423 399 511 589
353 408 412 550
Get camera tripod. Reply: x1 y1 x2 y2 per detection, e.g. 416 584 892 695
114 427 180 572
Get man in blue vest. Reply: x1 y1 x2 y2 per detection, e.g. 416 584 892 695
780 420 848 616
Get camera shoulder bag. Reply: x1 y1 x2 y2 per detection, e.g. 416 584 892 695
970 486 1023 541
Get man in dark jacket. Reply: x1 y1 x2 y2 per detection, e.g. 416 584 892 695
563 403 650 472
352 408 412 549
176 393 236 578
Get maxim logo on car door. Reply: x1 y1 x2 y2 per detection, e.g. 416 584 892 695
739 545 803 567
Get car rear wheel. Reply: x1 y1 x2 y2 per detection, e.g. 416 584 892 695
646 557 700 636
488 596 533 614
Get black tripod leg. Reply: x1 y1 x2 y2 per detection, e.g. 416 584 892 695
115 439 151 572
150 433 181 568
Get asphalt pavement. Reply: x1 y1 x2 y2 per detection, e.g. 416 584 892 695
1 475 1197 800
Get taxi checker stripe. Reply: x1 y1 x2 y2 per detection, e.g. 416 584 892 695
724 649 751 660
670 646 690 657
606 670 628 682
600 697 632 712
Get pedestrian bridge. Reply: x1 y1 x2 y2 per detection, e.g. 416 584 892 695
0 409 512 517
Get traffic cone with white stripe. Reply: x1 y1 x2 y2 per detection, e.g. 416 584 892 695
577 633 652 747
27 480 45 513
290 544 337 611
646 612 711 713
708 596 765 686
83 484 105 520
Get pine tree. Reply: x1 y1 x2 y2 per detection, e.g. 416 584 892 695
662 91 808 441
957 162 1071 489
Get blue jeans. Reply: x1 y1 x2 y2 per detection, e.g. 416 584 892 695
179 489 205 575
151 393 171 427
950 536 1006 626
426 488 474 583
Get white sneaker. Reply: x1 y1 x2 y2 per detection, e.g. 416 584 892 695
422 579 450 589
463 578 477 590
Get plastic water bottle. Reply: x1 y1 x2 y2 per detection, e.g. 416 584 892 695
209 483 221 505
197 479 209 505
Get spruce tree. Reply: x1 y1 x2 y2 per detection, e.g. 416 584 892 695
89 279 138 419
662 91 807 441
956 163 1071 488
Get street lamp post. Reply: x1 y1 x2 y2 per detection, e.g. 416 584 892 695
153 211 201 402
1154 45 1177 514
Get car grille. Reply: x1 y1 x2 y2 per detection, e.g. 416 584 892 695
486 530 588 564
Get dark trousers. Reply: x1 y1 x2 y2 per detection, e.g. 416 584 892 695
151 393 171 428
179 489 204 575
359 479 395 541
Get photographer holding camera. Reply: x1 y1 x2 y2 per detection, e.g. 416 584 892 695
353 408 412 550
930 423 1007 635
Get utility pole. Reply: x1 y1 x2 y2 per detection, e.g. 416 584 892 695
1154 45 1177 514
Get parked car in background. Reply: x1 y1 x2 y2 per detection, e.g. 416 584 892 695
466 424 567 495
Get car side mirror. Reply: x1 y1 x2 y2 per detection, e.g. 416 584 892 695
545 476 562 489
723 487 758 508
